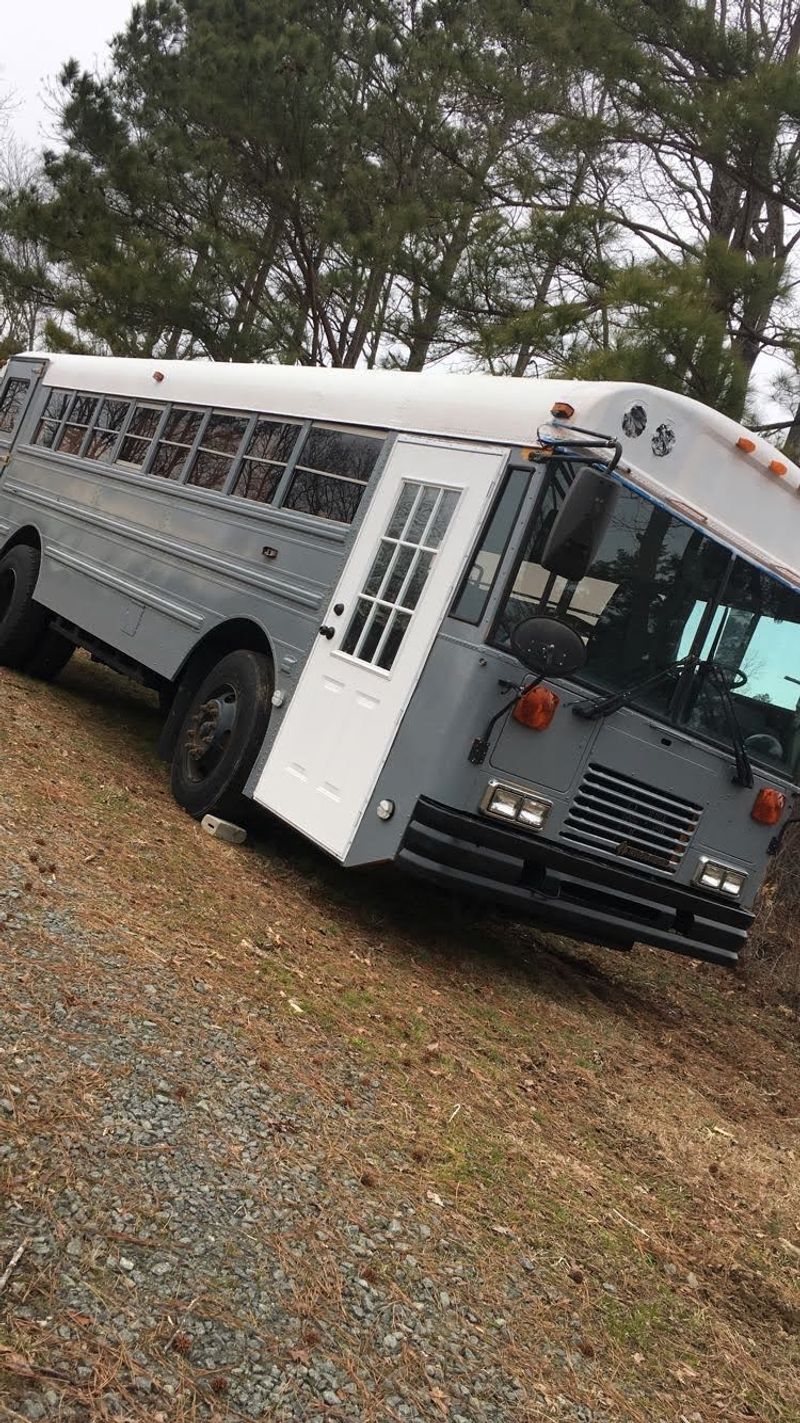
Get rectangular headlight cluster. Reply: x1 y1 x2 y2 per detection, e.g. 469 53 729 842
481 780 552 832
693 858 747 898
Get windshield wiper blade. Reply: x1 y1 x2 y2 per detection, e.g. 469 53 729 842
572 657 693 721
702 662 754 788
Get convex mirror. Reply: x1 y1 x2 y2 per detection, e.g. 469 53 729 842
510 616 587 677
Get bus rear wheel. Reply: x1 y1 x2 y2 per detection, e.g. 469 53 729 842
170 649 272 821
0 544 50 670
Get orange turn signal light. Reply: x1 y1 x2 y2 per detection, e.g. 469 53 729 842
513 685 560 731
736 436 756 453
751 787 786 825
769 458 788 476
551 401 575 419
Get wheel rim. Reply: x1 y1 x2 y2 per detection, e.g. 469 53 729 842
0 567 15 622
182 681 239 784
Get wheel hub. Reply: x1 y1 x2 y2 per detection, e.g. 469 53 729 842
185 689 237 776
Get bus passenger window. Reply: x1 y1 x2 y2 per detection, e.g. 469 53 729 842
85 398 131 460
0 377 31 435
451 468 529 624
33 389 72 449
232 418 302 504
58 392 101 455
115 404 162 469
282 427 384 523
186 411 249 492
150 408 204 480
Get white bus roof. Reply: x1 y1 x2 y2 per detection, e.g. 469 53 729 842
26 353 800 591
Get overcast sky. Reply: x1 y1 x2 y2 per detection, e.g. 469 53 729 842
2 0 134 148
0 0 789 417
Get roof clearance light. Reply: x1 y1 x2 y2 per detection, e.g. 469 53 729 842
551 401 575 419
769 458 788 476
736 436 756 453
512 685 559 731
153 370 165 383
751 787 786 825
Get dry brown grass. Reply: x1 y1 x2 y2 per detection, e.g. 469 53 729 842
1 653 800 1422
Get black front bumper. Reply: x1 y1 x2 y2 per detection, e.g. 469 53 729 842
397 799 753 967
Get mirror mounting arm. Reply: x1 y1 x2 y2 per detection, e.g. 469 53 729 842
468 675 543 766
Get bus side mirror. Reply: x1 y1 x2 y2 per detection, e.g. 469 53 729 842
510 616 587 677
539 467 618 581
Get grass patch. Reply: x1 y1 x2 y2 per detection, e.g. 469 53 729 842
1 654 799 1421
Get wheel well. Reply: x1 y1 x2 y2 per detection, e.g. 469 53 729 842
157 618 275 762
175 618 275 682
1 525 42 559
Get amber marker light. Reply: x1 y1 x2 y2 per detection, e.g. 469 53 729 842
769 458 788 476
551 401 575 419
512 685 560 731
736 436 756 453
751 787 786 825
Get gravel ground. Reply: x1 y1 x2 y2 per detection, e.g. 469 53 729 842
0 852 607 1423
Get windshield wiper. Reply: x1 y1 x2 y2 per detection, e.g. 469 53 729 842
572 657 693 721
573 657 754 787
701 662 754 788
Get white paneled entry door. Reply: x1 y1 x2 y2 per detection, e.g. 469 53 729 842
253 436 506 858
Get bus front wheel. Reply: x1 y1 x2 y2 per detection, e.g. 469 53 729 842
170 648 272 822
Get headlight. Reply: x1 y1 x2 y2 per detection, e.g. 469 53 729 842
481 781 552 832
693 858 747 898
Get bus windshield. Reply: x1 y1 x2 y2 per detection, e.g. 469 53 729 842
493 460 800 781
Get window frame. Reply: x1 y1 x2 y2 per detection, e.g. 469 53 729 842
0 374 34 439
33 387 76 450
82 396 135 462
231 417 308 507
23 387 387 531
181 408 256 494
111 401 168 471
449 459 532 626
144 404 209 483
56 391 103 457
279 422 386 525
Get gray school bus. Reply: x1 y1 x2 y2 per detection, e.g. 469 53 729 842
0 352 798 967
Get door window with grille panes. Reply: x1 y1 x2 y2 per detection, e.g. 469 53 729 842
340 481 460 671
0 377 31 435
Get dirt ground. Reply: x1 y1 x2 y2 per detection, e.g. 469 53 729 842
0 655 799 1423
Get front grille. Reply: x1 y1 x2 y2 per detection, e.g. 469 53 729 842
560 763 702 874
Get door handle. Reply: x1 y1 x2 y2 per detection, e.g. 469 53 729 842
318 625 335 639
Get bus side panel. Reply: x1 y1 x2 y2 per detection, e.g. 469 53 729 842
0 439 354 690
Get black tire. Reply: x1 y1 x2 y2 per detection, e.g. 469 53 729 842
170 649 272 821
24 627 74 682
0 545 49 670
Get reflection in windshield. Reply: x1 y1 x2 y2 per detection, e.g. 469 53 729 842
493 461 800 779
